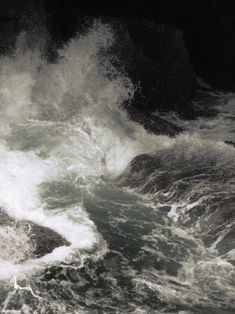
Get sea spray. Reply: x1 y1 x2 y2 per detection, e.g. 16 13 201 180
0 21 234 313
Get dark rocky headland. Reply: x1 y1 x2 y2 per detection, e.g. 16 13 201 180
0 1 234 120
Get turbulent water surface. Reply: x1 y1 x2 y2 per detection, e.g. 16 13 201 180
0 22 235 313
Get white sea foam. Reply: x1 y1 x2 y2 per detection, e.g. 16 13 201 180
0 20 234 288
0 22 167 279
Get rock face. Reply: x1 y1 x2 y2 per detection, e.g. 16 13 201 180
127 107 183 136
0 2 196 119
1 0 234 91
0 208 70 263
45 0 235 91
111 20 195 116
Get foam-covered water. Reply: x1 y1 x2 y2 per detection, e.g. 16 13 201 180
0 21 235 313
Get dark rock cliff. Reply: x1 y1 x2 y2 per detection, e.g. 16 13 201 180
44 0 235 92
110 19 195 116
1 0 234 91
0 0 234 133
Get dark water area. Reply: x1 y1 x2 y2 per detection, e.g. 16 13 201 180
0 16 234 314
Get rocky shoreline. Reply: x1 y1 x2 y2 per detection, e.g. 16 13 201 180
0 208 70 263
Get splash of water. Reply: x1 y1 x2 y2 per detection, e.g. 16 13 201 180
0 19 235 313
0 21 170 278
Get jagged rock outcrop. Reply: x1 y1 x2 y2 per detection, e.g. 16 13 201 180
127 107 183 136
0 208 70 263
109 19 195 117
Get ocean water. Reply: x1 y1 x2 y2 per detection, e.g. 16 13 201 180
0 22 234 313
